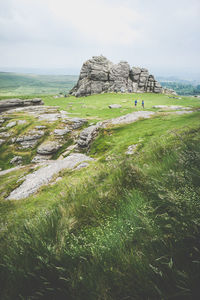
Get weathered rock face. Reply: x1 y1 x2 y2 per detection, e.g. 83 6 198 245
0 98 44 113
69 55 174 97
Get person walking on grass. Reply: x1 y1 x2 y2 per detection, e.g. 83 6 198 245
135 99 137 107
142 100 144 108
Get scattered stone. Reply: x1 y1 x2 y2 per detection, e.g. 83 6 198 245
0 98 44 113
10 156 22 165
7 153 93 200
6 121 17 128
38 113 61 122
108 104 122 109
54 127 70 136
67 118 87 129
0 119 5 125
125 144 138 155
37 141 62 155
31 154 52 163
69 55 176 97
0 132 11 138
15 130 45 149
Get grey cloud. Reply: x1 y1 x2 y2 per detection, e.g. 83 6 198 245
0 0 199 78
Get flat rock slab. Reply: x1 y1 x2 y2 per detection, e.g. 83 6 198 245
0 98 44 113
54 127 70 136
102 111 155 126
108 104 122 109
152 105 191 110
6 121 17 128
174 110 194 115
7 153 93 200
0 166 25 176
38 113 61 122
4 105 58 114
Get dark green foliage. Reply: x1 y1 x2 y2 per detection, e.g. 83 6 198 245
160 81 200 95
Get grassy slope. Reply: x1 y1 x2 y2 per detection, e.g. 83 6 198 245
0 93 200 299
0 72 78 96
42 92 200 121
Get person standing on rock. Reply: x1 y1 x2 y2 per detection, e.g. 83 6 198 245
142 100 144 108
135 100 137 107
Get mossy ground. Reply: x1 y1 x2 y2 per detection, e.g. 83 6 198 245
0 93 200 299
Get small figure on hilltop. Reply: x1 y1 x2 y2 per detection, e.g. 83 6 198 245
135 100 137 107
142 100 144 108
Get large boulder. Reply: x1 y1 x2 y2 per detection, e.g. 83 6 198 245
69 55 174 97
37 141 62 155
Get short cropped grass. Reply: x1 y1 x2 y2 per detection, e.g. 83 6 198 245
42 93 200 121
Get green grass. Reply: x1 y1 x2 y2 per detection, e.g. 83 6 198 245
1 126 200 299
42 93 200 122
0 92 200 299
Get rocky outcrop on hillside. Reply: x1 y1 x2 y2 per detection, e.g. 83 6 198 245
69 56 175 97
0 98 44 113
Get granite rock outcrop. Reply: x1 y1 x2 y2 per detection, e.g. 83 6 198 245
69 56 176 97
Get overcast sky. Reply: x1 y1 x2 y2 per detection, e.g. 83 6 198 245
0 0 199 78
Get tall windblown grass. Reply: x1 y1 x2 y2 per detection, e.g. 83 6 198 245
0 127 200 299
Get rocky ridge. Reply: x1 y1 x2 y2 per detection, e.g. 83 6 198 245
0 98 44 113
0 104 196 200
70 56 177 97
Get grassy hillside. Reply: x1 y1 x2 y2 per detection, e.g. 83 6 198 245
0 72 78 96
0 93 200 299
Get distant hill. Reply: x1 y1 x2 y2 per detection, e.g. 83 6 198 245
0 72 78 96
156 76 200 95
